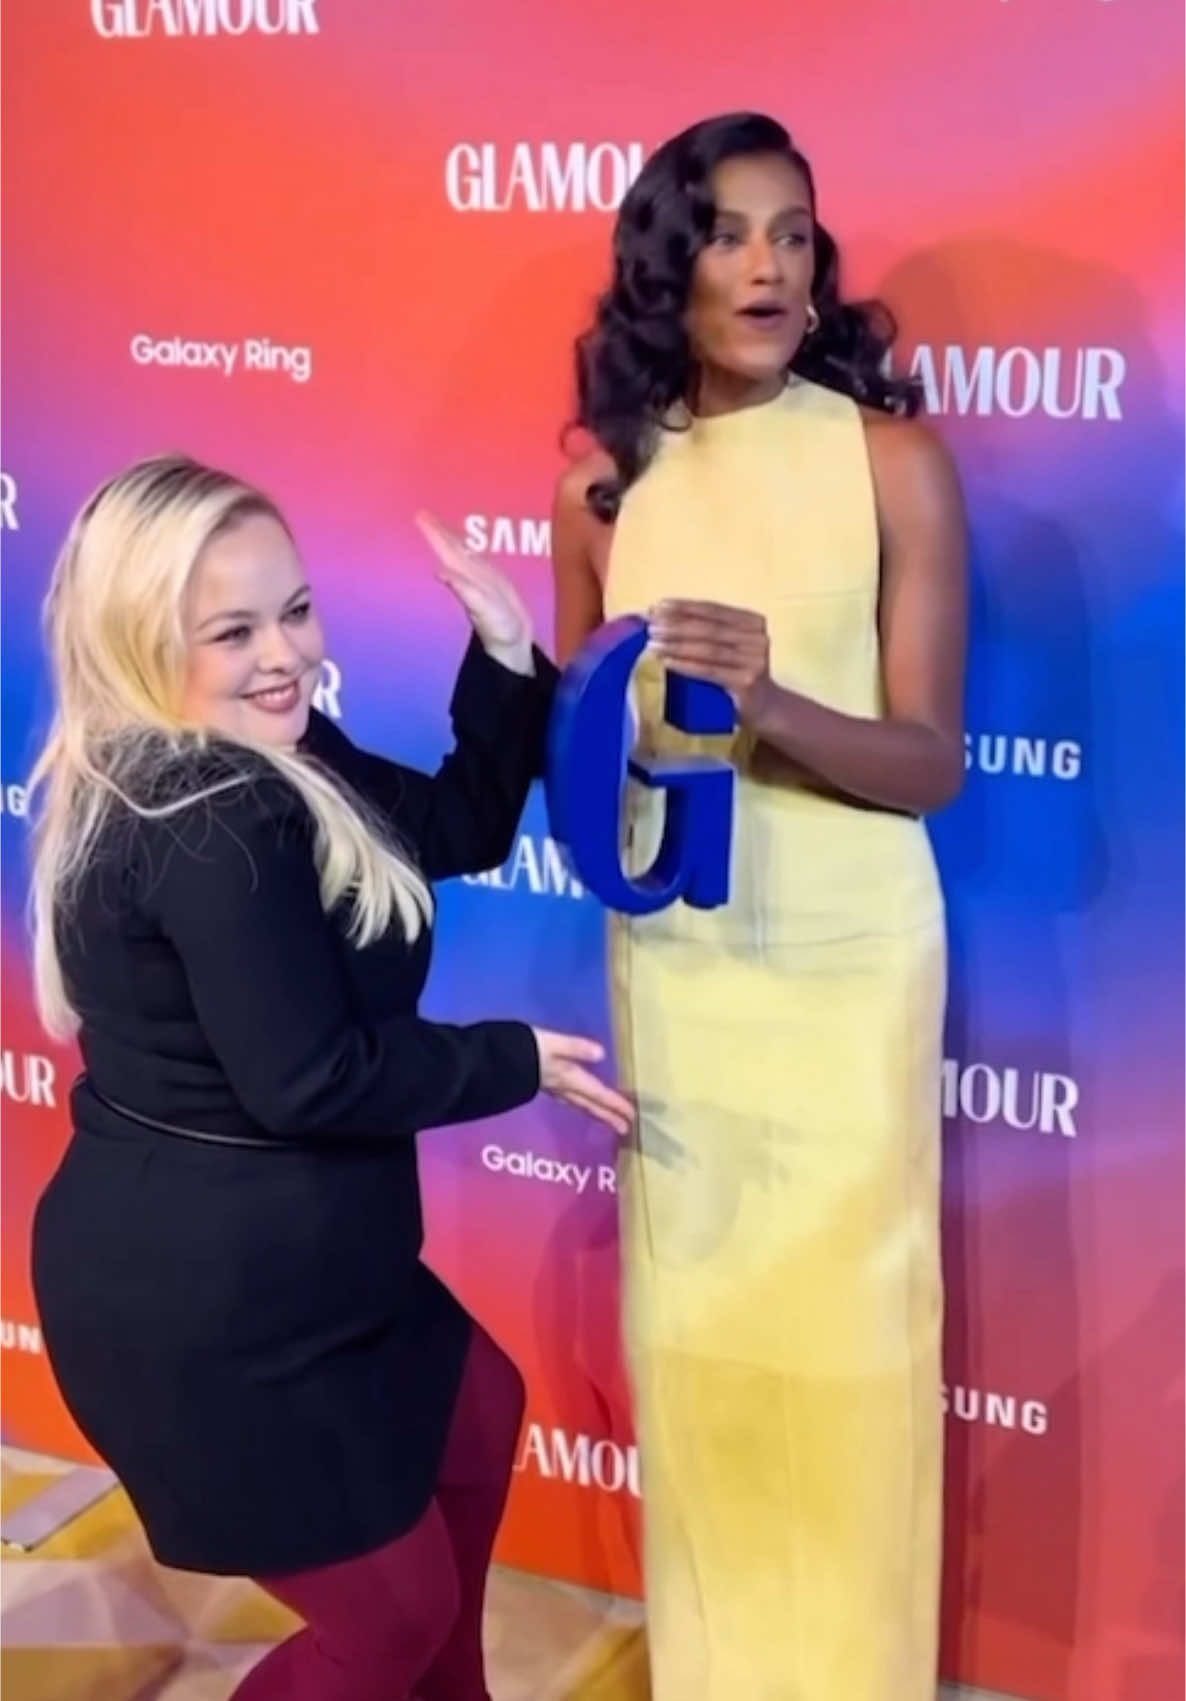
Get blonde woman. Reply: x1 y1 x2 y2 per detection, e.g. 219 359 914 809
29 454 632 1701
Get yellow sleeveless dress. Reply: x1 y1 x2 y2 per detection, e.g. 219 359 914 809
602 379 945 1701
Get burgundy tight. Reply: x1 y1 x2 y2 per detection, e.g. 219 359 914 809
230 1325 525 1701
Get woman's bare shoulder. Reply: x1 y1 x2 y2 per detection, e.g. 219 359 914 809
553 447 617 521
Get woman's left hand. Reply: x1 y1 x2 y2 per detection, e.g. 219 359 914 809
648 598 774 723
416 512 535 676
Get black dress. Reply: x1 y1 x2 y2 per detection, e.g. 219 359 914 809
31 638 555 1577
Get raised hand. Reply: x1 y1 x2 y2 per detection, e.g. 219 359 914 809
416 511 535 676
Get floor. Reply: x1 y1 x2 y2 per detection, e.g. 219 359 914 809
2 1449 1008 1700
0 1448 650 1701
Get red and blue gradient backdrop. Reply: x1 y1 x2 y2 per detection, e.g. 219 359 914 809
2 4 1182 1699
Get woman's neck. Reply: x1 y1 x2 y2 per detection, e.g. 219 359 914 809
690 365 787 419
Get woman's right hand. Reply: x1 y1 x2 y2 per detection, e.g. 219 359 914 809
531 1029 635 1138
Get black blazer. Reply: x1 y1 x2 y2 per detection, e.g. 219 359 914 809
66 636 556 1146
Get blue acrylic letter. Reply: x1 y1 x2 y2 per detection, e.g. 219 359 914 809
545 617 735 915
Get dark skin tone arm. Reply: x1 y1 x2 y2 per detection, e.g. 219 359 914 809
551 415 968 817
552 447 616 667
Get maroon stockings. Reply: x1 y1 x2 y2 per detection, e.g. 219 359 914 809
230 1326 525 1701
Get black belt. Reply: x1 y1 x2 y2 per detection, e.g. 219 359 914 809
82 1079 289 1150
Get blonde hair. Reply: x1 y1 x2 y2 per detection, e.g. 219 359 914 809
29 453 431 1039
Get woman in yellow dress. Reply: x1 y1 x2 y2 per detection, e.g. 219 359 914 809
551 113 967 1700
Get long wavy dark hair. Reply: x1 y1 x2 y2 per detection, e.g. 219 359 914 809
571 112 919 520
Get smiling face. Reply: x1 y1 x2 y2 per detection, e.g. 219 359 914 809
179 511 325 747
684 150 817 410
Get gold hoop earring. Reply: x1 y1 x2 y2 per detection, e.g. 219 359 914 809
805 302 820 335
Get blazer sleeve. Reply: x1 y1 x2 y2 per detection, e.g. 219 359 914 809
137 781 540 1140
302 637 559 881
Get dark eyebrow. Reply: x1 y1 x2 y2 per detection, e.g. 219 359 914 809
714 202 813 221
195 583 311 634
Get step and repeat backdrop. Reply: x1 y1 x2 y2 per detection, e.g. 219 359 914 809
2 3 1182 1698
